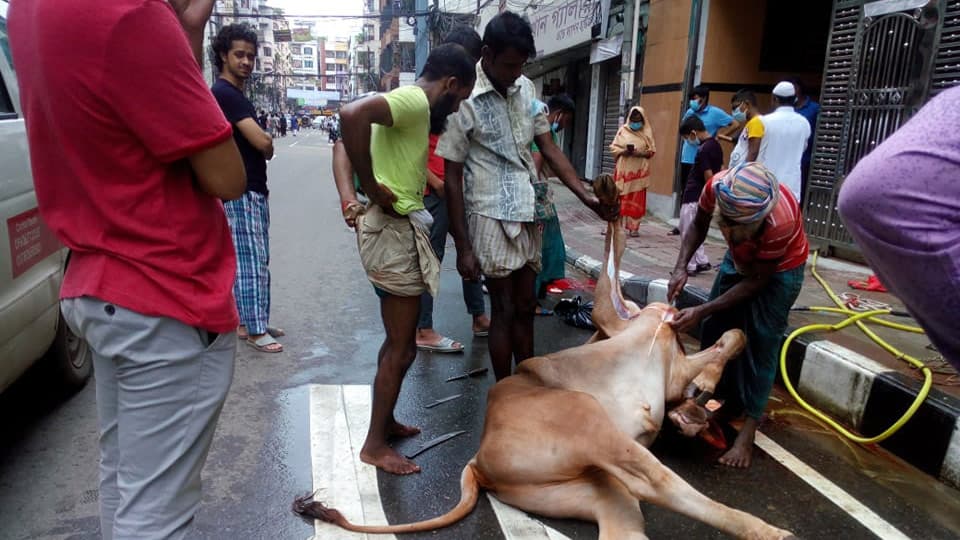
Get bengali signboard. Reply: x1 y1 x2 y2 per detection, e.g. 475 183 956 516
527 0 602 58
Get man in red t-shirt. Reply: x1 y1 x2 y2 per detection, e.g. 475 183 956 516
9 1 245 537
667 162 807 470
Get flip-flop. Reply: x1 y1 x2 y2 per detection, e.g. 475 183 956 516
473 328 489 337
417 336 464 353
247 334 283 353
238 326 285 340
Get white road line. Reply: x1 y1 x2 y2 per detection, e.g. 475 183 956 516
290 141 299 147
309 384 396 540
754 432 910 540
487 494 572 540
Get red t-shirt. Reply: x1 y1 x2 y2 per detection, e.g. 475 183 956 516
9 0 239 332
699 174 809 272
425 133 445 195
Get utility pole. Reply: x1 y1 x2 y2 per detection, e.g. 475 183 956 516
415 0 429 76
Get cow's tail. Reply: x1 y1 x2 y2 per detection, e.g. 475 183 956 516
292 459 482 534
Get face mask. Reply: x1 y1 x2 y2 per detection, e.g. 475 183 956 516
732 107 747 123
551 121 560 132
688 136 701 147
629 121 644 131
689 99 700 110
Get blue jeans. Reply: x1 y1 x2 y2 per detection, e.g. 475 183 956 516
418 191 485 329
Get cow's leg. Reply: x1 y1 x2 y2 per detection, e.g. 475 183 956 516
666 328 746 402
597 432 794 539
493 471 648 540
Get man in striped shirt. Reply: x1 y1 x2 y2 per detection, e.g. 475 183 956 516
667 162 808 469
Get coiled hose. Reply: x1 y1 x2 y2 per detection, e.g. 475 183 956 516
778 251 932 444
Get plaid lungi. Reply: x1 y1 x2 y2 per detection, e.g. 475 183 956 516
468 214 541 279
224 191 270 335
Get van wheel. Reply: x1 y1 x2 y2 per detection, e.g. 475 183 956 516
44 312 92 392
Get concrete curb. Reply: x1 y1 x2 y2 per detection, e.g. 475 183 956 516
565 245 960 489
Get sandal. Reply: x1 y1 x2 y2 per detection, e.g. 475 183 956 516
247 334 283 353
417 336 464 353
238 325 285 340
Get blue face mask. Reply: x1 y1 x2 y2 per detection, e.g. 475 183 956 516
629 121 644 131
732 108 747 123
689 99 700 111
688 136 701 147
551 121 560 132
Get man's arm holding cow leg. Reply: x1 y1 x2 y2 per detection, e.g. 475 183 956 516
536 132 617 221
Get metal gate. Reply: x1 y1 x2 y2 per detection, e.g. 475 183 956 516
805 0 960 251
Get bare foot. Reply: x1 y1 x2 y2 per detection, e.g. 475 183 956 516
360 445 421 475
718 417 757 469
387 421 421 439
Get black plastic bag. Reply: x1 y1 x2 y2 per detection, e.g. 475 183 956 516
554 296 596 330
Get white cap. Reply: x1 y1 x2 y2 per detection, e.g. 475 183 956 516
773 81 796 98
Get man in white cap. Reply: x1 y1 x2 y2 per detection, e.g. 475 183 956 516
757 81 811 202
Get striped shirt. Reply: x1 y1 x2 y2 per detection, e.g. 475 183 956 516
700 178 809 272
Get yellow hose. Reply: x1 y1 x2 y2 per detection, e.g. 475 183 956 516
778 251 933 444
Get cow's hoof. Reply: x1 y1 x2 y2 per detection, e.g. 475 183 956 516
667 400 709 437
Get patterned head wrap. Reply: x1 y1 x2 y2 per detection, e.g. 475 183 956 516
714 162 780 224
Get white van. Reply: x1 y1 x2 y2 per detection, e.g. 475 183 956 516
0 2 91 395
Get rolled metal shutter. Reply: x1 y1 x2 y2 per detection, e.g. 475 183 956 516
599 61 622 176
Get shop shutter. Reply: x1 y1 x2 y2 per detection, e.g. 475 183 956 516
599 61 622 176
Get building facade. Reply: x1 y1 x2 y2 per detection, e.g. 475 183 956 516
379 0 417 90
320 38 350 95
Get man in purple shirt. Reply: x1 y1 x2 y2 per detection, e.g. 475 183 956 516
838 86 960 371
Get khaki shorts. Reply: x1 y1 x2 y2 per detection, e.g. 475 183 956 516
357 205 439 298
468 214 542 279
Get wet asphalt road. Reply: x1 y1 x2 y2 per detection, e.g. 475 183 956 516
2 130 959 540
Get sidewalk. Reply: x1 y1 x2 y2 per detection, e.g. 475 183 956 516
551 181 960 489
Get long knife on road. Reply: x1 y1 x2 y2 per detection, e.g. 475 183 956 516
424 393 462 409
404 430 467 459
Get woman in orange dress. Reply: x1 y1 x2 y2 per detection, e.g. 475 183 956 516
610 106 656 236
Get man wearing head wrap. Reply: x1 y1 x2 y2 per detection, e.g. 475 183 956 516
666 162 809 469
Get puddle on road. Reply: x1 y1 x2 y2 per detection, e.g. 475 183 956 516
764 391 960 535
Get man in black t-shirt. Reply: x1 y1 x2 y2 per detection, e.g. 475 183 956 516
211 24 284 353
678 115 722 274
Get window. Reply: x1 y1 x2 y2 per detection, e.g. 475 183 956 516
336 51 347 59
303 46 313 56
326 51 336 58
263 46 272 57
304 60 315 69
291 44 302 55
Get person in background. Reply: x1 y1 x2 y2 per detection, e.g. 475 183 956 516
757 81 811 202
211 24 283 353
416 25 489 353
838 85 960 372
668 162 807 470
725 89 763 170
340 44 476 475
9 0 246 537
530 94 576 315
675 84 738 234
789 77 820 202
678 116 719 275
438 12 618 381
279 112 287 137
609 105 656 238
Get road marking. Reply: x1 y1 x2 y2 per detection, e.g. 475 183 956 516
309 384 396 539
754 432 910 540
487 494 571 540
290 141 299 147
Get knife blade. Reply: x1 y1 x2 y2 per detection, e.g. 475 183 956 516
404 430 467 459
424 393 462 409
445 367 489 382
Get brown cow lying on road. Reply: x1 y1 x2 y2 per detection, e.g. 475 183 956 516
294 176 795 539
